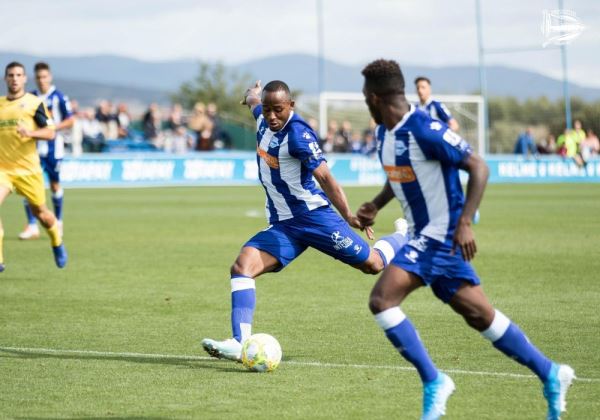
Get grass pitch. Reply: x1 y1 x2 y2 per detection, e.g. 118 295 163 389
0 184 599 419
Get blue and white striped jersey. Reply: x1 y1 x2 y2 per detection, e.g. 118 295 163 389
416 98 453 124
32 85 73 159
252 105 329 223
376 105 472 245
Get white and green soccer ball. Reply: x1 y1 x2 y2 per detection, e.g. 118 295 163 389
241 333 282 372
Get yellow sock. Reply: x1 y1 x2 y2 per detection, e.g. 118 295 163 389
46 223 62 247
0 229 4 264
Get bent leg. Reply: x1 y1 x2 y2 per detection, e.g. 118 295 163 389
450 283 552 381
28 203 61 246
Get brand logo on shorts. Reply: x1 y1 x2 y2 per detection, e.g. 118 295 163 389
404 250 419 263
353 244 363 254
331 231 353 251
408 236 428 252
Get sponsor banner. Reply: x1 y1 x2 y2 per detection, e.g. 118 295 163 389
55 153 600 188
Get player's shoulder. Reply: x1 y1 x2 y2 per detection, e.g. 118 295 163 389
22 93 44 108
287 113 317 142
409 109 447 138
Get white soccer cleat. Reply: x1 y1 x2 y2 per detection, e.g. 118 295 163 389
422 372 455 420
18 224 40 240
201 338 242 362
394 217 409 236
544 363 576 420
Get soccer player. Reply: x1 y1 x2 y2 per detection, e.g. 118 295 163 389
414 76 459 132
19 62 74 240
358 59 573 420
201 80 408 361
0 62 67 271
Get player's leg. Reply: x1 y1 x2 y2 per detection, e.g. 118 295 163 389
48 157 64 236
0 183 12 272
359 217 409 274
19 199 39 240
449 283 575 419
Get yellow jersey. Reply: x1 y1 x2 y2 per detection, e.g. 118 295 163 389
0 93 54 175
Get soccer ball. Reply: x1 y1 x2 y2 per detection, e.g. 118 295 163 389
241 333 282 372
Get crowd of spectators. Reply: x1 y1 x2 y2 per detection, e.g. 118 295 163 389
66 100 232 155
306 118 377 156
514 119 600 167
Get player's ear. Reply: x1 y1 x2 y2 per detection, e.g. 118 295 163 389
289 100 295 109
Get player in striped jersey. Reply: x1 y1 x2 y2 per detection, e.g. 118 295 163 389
19 62 74 240
358 60 573 420
414 76 459 132
201 80 408 361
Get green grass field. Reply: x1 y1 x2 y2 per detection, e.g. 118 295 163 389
0 184 599 419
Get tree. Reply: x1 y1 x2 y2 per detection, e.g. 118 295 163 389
172 62 254 125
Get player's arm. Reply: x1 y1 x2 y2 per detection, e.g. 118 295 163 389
455 153 489 261
56 95 75 131
436 101 460 132
17 102 55 140
448 118 460 132
241 80 262 113
356 181 395 228
313 162 373 240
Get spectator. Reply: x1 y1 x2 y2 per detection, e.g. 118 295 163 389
349 131 363 154
513 127 537 157
142 103 164 149
321 120 338 153
96 100 118 140
65 99 83 157
537 134 556 155
116 103 131 139
188 102 214 151
207 102 232 149
81 108 105 152
362 129 377 156
580 129 600 162
165 103 192 154
573 119 586 143
557 128 584 167
331 120 351 153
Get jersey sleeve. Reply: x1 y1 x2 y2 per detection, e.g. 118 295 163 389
59 93 74 119
433 101 452 123
287 126 327 172
252 105 263 120
416 119 472 166
33 102 55 128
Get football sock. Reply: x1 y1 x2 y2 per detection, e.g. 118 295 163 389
24 200 36 225
231 275 256 343
481 309 553 381
374 232 407 266
46 223 62 247
375 307 439 383
52 188 64 221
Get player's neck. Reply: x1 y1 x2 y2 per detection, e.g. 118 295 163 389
382 98 410 130
7 90 25 100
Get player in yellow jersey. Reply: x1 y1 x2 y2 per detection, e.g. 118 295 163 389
0 62 67 271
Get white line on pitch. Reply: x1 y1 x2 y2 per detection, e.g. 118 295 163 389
1 345 597 383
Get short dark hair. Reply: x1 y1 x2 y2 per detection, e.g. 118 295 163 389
5 61 25 76
263 80 291 99
362 59 405 97
34 61 50 73
414 76 431 85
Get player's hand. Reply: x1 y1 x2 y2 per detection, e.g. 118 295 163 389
16 123 30 138
347 215 374 240
241 80 262 106
452 219 477 261
356 202 378 227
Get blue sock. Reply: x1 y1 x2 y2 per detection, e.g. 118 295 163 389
374 232 407 266
375 307 439 383
24 200 36 225
482 309 553 381
52 189 64 221
231 275 256 343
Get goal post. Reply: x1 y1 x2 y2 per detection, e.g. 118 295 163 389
297 92 486 156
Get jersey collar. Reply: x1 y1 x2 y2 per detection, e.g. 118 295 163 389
386 104 415 133
267 110 295 134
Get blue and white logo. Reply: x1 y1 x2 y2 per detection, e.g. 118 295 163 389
269 137 280 149
395 141 407 156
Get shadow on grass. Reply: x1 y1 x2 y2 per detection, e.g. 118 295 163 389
0 348 243 373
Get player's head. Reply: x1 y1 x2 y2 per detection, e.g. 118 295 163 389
261 80 294 132
4 62 27 95
414 76 431 103
361 59 405 124
34 61 53 93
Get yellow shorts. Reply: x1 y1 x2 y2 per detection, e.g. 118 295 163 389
0 171 46 206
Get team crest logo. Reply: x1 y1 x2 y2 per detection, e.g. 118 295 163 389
395 141 407 156
331 231 353 251
430 121 443 131
302 131 312 140
269 137 280 149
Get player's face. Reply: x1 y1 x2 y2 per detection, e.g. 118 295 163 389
416 81 431 102
35 69 52 93
362 84 383 125
262 90 294 132
4 67 27 96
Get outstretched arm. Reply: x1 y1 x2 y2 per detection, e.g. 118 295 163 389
17 124 55 141
453 153 489 261
312 161 374 240
356 180 395 228
241 80 262 112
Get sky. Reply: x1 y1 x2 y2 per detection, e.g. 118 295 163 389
1 0 598 87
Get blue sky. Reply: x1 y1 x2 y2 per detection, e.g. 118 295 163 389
1 0 598 87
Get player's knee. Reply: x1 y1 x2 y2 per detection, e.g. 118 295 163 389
462 307 494 331
368 294 390 314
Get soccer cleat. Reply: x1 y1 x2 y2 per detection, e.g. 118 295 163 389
201 338 242 362
422 372 455 420
18 224 40 240
544 363 575 420
52 243 68 268
394 217 409 236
